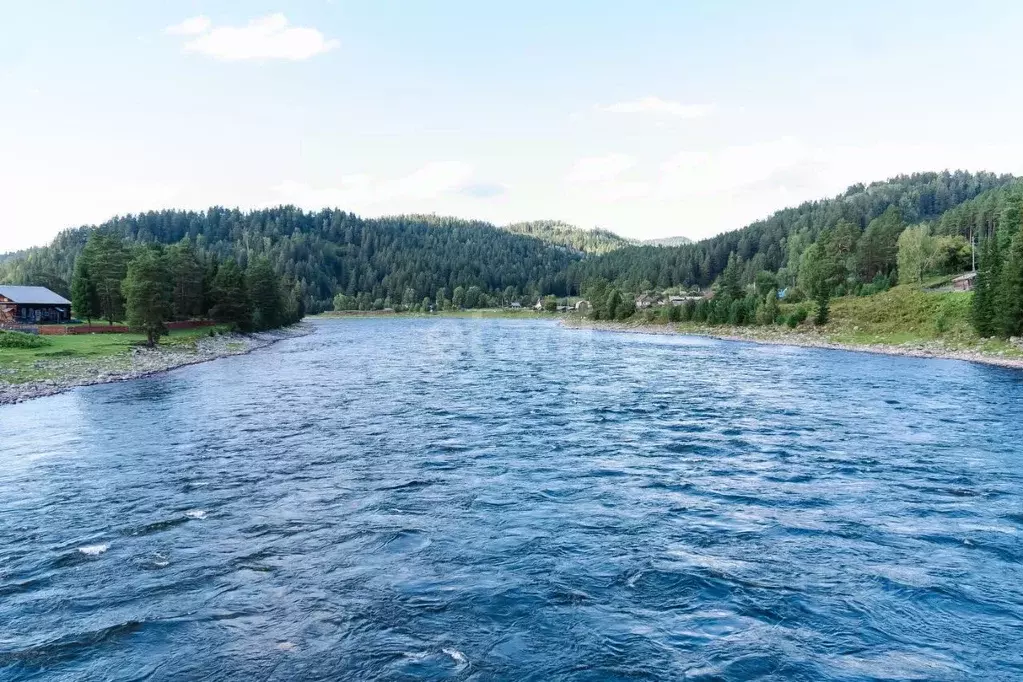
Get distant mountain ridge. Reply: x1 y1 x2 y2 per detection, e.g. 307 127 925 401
1 170 1014 313
641 236 693 247
567 170 1015 289
501 220 633 255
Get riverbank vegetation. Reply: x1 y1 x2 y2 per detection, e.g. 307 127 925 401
3 170 1022 352
66 234 304 345
576 175 1023 348
0 326 232 385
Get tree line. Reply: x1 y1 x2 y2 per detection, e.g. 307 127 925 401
0 208 586 313
71 233 303 346
967 186 1023 338
3 170 1020 340
567 171 1011 294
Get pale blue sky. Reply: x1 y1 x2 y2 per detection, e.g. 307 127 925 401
3 0 1023 250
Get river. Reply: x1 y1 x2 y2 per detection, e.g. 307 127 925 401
1 318 1021 680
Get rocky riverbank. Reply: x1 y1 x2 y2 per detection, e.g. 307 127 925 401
0 325 312 406
563 319 1023 371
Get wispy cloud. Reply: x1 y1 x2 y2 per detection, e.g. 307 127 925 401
597 96 713 118
166 14 339 61
165 15 212 36
272 162 482 209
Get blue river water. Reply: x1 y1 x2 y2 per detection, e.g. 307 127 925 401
1 318 1022 681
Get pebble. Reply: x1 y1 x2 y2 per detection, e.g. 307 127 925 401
0 325 311 406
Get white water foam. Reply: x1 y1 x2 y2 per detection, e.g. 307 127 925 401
402 652 429 662
78 543 109 556
443 648 468 667
185 510 207 520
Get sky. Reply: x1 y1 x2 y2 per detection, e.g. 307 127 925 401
3 0 1023 251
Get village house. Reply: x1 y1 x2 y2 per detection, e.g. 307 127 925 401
668 295 703 305
635 294 656 309
575 300 590 313
0 286 72 325
952 272 977 291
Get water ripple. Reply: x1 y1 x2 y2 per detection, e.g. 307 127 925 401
1 318 1022 680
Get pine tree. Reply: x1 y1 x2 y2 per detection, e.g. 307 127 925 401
70 256 100 325
971 237 1001 337
996 229 1023 338
210 260 253 331
83 232 128 325
168 240 205 320
246 257 282 331
718 253 743 302
123 249 172 347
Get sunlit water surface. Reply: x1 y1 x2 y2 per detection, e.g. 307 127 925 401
1 318 1022 681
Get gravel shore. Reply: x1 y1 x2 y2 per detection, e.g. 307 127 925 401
0 324 312 406
563 319 1023 371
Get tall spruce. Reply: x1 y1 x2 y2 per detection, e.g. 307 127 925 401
971 237 1001 337
246 257 283 331
210 260 253 331
70 256 100 325
82 232 129 325
168 240 205 320
123 249 172 347
997 229 1023 338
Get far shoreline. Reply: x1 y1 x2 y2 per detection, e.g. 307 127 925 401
560 318 1023 372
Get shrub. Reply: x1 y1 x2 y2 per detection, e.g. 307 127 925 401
0 330 52 349
785 306 809 329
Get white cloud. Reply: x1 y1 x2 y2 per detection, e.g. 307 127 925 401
167 14 339 61
272 162 477 209
165 15 212 36
598 97 713 118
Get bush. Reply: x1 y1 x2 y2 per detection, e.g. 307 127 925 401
0 330 52 349
785 306 809 329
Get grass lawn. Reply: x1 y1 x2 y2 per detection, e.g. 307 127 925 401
0 327 228 384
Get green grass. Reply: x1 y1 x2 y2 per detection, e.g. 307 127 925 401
0 326 228 384
601 285 1023 361
821 286 979 347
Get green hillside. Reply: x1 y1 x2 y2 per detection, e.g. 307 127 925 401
502 220 633 254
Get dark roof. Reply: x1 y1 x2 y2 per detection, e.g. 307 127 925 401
0 286 71 305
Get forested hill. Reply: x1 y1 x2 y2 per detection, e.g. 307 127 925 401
1 170 1015 315
0 209 585 312
642 236 693 247
502 220 633 254
568 171 1015 290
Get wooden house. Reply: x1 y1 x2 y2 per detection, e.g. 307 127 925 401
0 286 72 324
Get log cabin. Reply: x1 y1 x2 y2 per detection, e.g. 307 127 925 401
0 286 72 324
